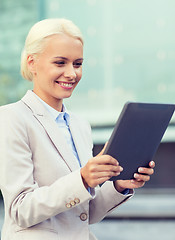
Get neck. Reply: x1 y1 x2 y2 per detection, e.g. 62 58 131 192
33 90 63 112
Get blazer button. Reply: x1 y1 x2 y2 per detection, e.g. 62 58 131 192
70 200 76 206
80 213 88 221
66 203 72 208
74 198 80 204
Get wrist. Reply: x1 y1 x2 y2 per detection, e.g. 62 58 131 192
113 181 125 193
80 168 89 189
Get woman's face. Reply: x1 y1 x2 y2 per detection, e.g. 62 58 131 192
28 34 83 111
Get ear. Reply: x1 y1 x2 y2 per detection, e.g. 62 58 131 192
27 54 37 74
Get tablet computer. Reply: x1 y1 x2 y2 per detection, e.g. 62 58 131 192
103 102 175 181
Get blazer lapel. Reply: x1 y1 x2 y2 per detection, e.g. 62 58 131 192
21 90 80 172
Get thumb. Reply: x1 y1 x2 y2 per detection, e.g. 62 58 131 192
97 141 108 156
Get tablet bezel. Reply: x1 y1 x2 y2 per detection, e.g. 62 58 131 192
103 102 175 181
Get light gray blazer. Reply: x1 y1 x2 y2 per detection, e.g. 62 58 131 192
0 90 132 240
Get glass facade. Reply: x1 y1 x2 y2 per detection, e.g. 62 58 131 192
1 0 175 126
1 2 175 238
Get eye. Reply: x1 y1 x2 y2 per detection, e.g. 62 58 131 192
54 61 66 67
73 61 83 68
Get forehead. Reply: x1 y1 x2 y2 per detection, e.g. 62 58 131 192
41 34 83 59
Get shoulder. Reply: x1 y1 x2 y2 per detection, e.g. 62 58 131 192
0 101 20 117
0 100 31 126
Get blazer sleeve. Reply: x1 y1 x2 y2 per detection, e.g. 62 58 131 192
89 182 133 224
0 107 93 228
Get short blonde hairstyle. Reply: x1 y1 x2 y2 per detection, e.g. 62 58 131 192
21 18 84 81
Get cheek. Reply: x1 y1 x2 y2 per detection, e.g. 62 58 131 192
48 67 64 80
76 69 82 81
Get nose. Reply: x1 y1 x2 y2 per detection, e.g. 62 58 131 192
64 64 76 80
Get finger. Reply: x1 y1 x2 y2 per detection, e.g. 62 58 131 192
87 171 121 188
95 164 123 173
130 179 145 188
93 155 119 166
81 165 119 188
97 142 108 156
138 167 154 175
93 170 122 179
86 176 110 188
149 161 155 168
91 176 114 187
134 173 150 182
117 179 145 189
89 165 123 179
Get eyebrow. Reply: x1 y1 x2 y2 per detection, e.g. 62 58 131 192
53 56 84 61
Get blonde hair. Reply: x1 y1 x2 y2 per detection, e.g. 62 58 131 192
21 18 84 81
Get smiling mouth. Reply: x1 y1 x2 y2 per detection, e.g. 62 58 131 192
55 81 75 89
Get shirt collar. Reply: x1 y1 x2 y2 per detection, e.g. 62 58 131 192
33 92 70 124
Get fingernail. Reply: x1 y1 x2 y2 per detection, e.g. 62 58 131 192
138 167 143 173
120 166 123 171
134 173 139 178
150 161 154 166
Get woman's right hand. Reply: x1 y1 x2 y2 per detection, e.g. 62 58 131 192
80 146 123 188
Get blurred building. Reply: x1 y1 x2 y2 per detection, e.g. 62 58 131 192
0 0 175 239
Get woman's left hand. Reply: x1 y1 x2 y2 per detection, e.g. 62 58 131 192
114 161 155 193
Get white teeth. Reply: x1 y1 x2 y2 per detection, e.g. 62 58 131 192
59 82 73 87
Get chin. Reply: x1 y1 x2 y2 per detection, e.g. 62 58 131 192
59 93 73 100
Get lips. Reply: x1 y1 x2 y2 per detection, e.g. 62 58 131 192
55 81 75 89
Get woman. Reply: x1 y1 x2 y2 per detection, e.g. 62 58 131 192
0 18 154 240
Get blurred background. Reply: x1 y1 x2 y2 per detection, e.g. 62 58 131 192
0 0 175 239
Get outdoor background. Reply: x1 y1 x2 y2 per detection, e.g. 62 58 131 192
0 0 175 239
